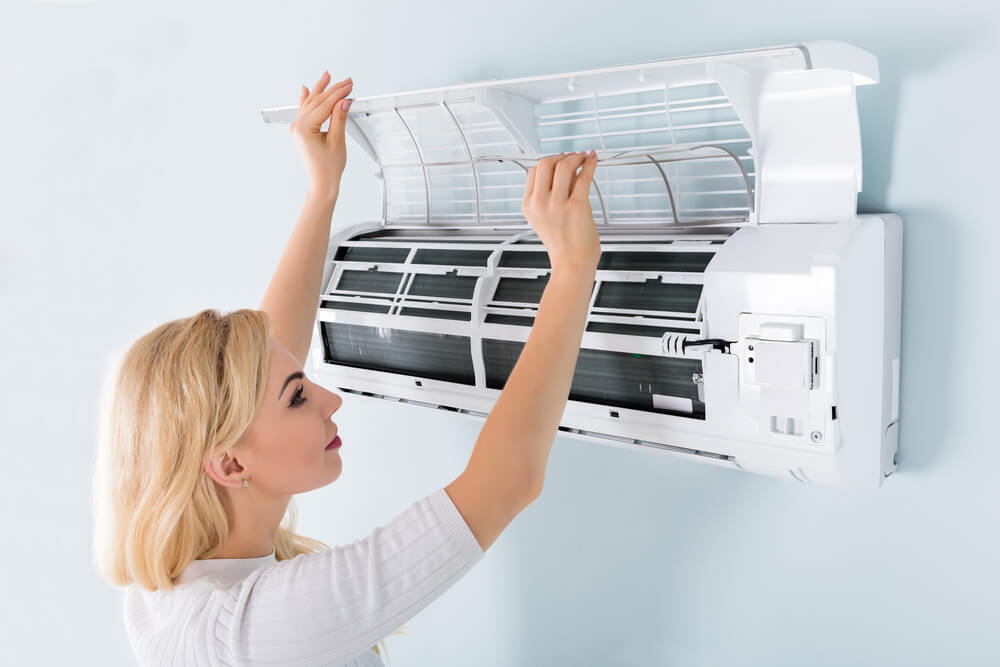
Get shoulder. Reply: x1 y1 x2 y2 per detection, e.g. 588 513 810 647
122 580 221 640
123 580 236 664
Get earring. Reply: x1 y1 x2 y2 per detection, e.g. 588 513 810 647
242 478 248 488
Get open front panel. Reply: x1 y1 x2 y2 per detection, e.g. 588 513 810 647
533 83 754 224
316 226 733 420
349 82 754 227
264 42 880 225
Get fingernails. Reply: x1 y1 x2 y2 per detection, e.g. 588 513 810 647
343 99 353 111
588 149 596 158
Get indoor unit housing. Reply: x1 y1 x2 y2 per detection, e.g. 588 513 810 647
260 41 902 488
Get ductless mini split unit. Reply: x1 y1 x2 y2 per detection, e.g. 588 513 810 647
260 41 902 488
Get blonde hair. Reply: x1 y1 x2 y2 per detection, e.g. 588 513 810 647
90 308 403 661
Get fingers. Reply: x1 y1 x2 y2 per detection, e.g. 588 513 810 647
304 79 352 115
552 152 588 199
310 71 331 100
532 152 564 198
300 74 352 112
302 80 354 126
570 151 598 201
567 150 595 193
522 165 536 209
326 95 353 139
528 152 594 204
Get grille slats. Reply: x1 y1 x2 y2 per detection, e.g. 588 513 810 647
349 80 754 227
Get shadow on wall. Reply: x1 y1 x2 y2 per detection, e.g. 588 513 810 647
884 206 957 474
855 28 986 473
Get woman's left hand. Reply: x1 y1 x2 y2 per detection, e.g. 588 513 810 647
290 71 354 200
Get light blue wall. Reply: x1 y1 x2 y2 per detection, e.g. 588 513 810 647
2 1 997 665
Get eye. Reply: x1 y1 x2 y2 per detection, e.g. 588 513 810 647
288 385 307 408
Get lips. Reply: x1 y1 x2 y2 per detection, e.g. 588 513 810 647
326 434 341 450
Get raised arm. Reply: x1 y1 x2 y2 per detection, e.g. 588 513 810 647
258 192 337 366
445 151 601 552
259 71 354 365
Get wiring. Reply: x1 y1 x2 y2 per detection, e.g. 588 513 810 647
681 338 735 353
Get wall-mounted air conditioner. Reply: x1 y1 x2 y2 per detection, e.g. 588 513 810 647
260 41 902 488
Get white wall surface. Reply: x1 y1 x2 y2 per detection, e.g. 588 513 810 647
1 1 997 665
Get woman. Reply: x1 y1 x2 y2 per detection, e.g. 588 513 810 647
91 70 601 666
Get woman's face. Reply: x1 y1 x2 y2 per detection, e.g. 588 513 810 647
215 336 344 496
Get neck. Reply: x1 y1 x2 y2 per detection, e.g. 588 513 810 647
212 482 291 559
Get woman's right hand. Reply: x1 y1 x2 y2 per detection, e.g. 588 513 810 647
521 151 601 275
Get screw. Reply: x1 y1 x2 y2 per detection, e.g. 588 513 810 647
810 431 823 442
692 372 704 384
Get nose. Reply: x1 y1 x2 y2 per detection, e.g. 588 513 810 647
322 385 343 418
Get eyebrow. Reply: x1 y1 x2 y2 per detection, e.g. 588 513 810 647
279 371 304 399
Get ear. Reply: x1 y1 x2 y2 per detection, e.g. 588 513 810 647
204 448 246 489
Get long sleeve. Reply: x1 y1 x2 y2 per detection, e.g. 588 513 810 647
211 486 484 666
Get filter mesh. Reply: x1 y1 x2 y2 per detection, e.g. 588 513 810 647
349 81 753 227
321 322 476 385
483 339 705 419
318 230 729 421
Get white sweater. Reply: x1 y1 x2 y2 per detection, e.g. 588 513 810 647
123 487 485 666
